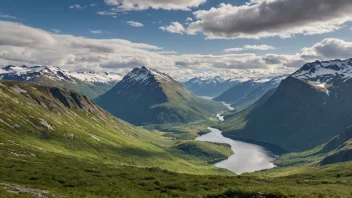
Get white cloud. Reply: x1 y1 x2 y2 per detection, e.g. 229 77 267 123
156 51 178 54
90 30 110 34
186 17 193 22
50 29 62 34
69 4 86 9
97 11 117 16
104 0 206 11
187 0 352 39
0 13 16 19
224 45 275 52
126 21 144 27
301 38 352 60
160 22 187 34
1 21 352 79
0 21 172 71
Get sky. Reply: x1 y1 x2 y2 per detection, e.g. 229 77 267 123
1 0 352 79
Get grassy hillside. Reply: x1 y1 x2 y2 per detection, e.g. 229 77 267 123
273 126 352 167
174 141 233 163
1 143 352 197
0 80 232 175
95 67 226 125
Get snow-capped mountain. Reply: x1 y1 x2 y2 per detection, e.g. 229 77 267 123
219 58 352 152
291 59 352 82
289 59 352 96
213 77 273 104
0 65 122 98
231 75 288 110
182 76 240 97
95 66 226 125
123 66 175 86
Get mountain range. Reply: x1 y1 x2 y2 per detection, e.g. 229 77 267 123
0 65 122 99
229 75 288 110
182 76 239 97
219 58 352 154
95 66 226 125
213 77 282 109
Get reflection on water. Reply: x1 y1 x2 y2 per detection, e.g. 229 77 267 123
216 113 224 121
196 127 277 175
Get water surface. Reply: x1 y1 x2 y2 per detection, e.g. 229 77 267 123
196 127 278 174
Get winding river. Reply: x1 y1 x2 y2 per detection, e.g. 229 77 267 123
196 127 278 174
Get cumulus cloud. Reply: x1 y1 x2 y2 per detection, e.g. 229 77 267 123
187 0 352 39
1 21 352 79
160 22 187 34
104 0 206 11
126 21 144 27
224 45 275 52
0 21 172 71
301 38 352 60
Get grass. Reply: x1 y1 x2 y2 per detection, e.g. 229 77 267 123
1 142 352 197
174 141 233 163
0 81 231 175
1 81 352 197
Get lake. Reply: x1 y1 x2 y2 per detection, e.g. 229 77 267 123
196 127 278 175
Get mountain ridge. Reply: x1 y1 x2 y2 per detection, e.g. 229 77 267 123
0 65 122 98
95 66 226 125
218 58 352 152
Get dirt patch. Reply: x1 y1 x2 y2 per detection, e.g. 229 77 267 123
0 183 58 198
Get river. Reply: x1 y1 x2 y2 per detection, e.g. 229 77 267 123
196 127 278 175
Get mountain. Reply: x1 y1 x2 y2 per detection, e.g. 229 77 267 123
213 77 271 104
230 75 288 110
95 66 226 125
182 76 239 97
218 58 352 152
0 80 232 175
0 65 122 98
1 80 352 197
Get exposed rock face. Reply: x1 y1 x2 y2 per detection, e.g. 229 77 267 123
0 81 107 118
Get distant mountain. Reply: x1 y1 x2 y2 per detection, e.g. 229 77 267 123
95 66 226 125
219 58 352 152
0 65 122 98
231 75 288 110
182 76 239 97
213 77 271 104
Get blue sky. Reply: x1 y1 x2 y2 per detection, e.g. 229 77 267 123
1 0 352 78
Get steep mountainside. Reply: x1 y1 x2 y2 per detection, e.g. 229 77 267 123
182 76 239 97
219 58 352 152
95 66 226 125
230 75 287 110
0 65 122 98
0 80 230 174
213 78 271 104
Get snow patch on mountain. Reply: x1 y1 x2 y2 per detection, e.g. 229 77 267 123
0 65 122 84
291 59 352 83
126 66 173 84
